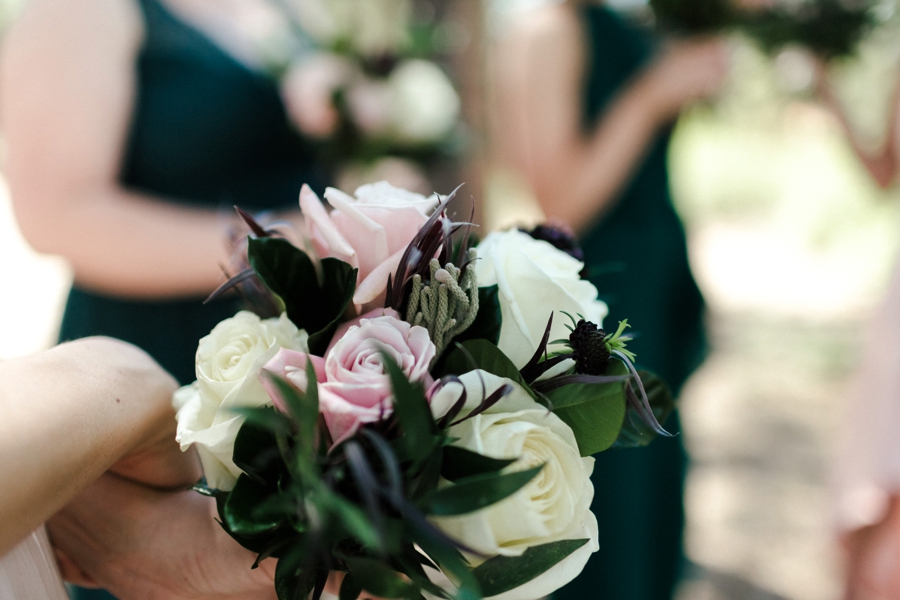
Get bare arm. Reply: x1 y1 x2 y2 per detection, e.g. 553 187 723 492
0 338 197 556
817 69 900 189
0 0 244 299
495 6 727 232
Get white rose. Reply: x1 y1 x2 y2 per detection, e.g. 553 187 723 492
387 59 460 144
475 229 608 369
292 0 412 58
429 371 599 600
174 311 308 491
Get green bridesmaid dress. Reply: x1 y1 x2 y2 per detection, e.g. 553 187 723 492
58 0 327 385
63 1 326 598
552 6 706 600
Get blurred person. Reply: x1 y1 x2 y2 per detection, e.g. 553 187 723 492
0 0 329 597
0 0 328 388
0 337 277 599
493 1 729 598
818 70 900 600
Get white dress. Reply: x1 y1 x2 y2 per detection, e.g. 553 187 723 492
832 256 900 532
0 527 68 600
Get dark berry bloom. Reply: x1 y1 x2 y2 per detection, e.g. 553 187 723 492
569 319 610 375
521 224 586 267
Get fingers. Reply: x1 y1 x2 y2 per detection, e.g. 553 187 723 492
52 547 99 588
841 508 900 600
110 435 202 490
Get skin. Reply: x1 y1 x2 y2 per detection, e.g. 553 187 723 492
0 337 283 598
817 65 900 189
817 67 900 598
49 475 280 600
841 498 900 600
492 1 729 233
0 0 299 299
0 337 195 556
0 339 378 599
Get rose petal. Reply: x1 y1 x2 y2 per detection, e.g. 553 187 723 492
299 184 358 268
260 348 327 412
325 186 390 266
319 386 390 444
353 247 407 308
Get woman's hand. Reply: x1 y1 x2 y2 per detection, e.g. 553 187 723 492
639 38 731 123
842 496 900 600
82 337 200 488
49 474 276 600
0 337 197 555
49 473 391 600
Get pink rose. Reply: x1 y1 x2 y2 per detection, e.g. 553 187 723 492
299 182 439 313
346 78 392 135
281 54 353 138
262 312 436 444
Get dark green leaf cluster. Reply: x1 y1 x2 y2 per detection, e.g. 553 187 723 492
650 0 735 34
216 355 591 600
248 238 357 356
650 0 877 60
740 0 876 60
438 339 674 457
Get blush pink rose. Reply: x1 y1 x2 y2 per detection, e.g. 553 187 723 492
261 312 436 444
281 53 353 138
298 182 439 313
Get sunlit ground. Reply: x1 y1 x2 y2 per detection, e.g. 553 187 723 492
3 45 900 600
671 103 898 600
488 73 900 600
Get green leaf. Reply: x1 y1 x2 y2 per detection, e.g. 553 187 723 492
452 285 501 346
472 538 590 596
548 360 629 456
395 552 451 599
406 449 444 503
427 465 542 516
437 339 541 405
343 556 415 598
232 412 283 483
326 489 382 550
223 474 284 535
380 351 440 466
614 370 676 448
409 528 480 600
338 573 362 600
439 339 518 380
440 446 517 482
232 406 292 434
274 557 318 600
248 237 357 354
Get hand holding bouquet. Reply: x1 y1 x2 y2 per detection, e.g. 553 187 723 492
174 182 675 599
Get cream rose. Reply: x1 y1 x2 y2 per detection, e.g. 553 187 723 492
387 59 460 144
173 311 308 491
428 370 599 600
299 182 439 312
475 230 608 369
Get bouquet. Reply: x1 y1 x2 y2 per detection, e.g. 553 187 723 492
740 0 877 60
650 0 878 60
173 182 675 600
277 0 461 191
